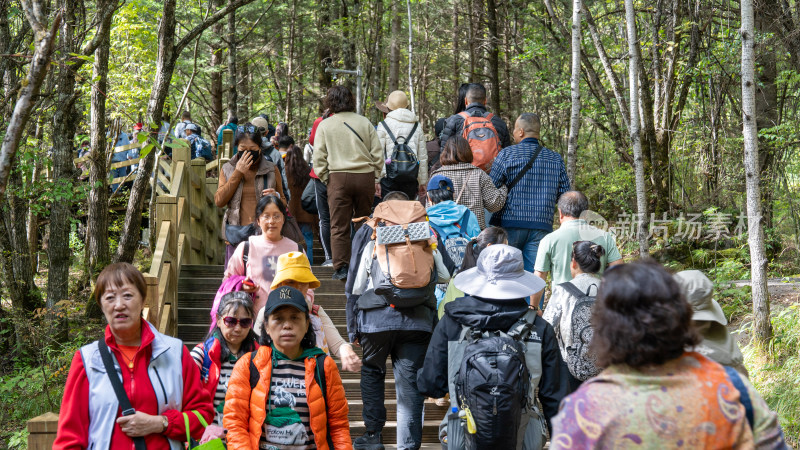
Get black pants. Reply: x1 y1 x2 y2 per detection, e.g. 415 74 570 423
360 330 431 448
314 178 332 261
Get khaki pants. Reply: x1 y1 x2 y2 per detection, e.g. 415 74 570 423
327 172 374 270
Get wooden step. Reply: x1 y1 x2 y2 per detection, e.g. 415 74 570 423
347 400 449 422
349 420 442 444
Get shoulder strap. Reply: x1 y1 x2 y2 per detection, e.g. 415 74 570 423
98 340 147 450
507 309 539 340
507 143 542 192
381 121 397 144
200 336 216 382
404 122 419 144
313 354 334 450
457 111 470 121
248 350 260 390
724 366 754 430
243 240 250 264
343 122 364 142
559 281 592 300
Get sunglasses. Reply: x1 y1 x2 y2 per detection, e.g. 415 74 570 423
222 316 253 328
238 125 262 134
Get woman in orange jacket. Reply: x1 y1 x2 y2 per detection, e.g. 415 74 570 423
224 286 352 449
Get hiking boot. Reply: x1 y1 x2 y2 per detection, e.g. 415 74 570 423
322 259 334 267
332 264 349 281
353 431 384 450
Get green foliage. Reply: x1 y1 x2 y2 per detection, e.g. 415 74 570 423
743 305 800 445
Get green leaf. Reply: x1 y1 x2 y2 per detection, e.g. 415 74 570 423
170 139 190 149
137 133 149 143
139 143 155 158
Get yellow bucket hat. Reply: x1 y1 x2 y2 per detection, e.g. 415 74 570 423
270 251 321 290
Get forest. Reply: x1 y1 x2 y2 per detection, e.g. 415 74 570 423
1 0 800 446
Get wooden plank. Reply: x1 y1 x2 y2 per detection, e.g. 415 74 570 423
205 158 219 171
158 158 172 176
158 304 172 335
109 157 140 169
143 274 159 323
115 141 145 152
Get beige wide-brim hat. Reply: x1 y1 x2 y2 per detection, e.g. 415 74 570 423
674 269 727 325
454 244 545 300
375 90 409 114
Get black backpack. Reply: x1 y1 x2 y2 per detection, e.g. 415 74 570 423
559 281 601 381
454 311 537 449
381 121 420 185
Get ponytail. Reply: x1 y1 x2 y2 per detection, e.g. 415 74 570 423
458 227 508 273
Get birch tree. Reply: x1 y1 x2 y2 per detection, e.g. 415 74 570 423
566 0 581 183
624 0 649 255
741 0 772 343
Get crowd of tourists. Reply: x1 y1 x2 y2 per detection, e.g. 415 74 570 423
53 83 788 449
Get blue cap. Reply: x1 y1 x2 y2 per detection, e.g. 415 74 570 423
427 174 454 192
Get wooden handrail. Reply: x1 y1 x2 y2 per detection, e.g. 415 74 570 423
27 141 227 444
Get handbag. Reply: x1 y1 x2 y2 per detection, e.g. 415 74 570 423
488 143 542 227
183 410 225 449
225 223 258 246
301 178 318 215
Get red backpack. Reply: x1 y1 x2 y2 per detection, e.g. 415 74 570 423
459 111 501 172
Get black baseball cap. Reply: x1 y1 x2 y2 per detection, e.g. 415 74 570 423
264 286 308 316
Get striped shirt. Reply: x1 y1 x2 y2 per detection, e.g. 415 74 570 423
190 346 236 426
260 360 316 449
489 137 570 231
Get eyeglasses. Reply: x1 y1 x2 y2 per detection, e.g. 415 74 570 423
260 214 284 223
222 316 253 328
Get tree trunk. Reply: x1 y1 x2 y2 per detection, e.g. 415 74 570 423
742 0 772 344
389 0 401 92
566 0 581 183
316 0 332 107
0 4 62 196
115 0 258 264
48 0 80 338
755 2 780 233
624 0 649 256
452 1 460 93
486 0 500 114
86 0 115 278
285 0 297 124
210 0 225 129
227 1 238 119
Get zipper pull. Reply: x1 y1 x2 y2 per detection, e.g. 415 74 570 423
493 396 498 415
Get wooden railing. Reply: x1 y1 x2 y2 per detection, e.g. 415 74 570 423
25 132 235 449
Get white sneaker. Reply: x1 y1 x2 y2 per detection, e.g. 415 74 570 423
322 259 333 267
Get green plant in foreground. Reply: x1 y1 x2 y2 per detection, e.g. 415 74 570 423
743 304 800 446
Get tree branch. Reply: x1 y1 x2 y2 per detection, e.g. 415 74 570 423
0 11 62 196
174 0 266 55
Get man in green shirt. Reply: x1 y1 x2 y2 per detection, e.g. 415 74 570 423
533 191 623 306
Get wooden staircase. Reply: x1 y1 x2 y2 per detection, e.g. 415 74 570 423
176 263 448 447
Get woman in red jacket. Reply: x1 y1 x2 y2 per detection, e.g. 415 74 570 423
191 291 259 442
224 286 351 449
54 263 214 450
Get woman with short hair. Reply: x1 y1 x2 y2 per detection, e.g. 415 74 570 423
224 286 351 449
54 263 213 449
550 260 786 449
429 135 507 229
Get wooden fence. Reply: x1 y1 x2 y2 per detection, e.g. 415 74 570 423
26 130 234 448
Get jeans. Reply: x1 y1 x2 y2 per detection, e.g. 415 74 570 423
299 223 314 264
314 178 332 261
360 330 431 449
505 227 549 307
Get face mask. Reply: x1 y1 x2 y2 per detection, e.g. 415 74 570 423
247 150 260 164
